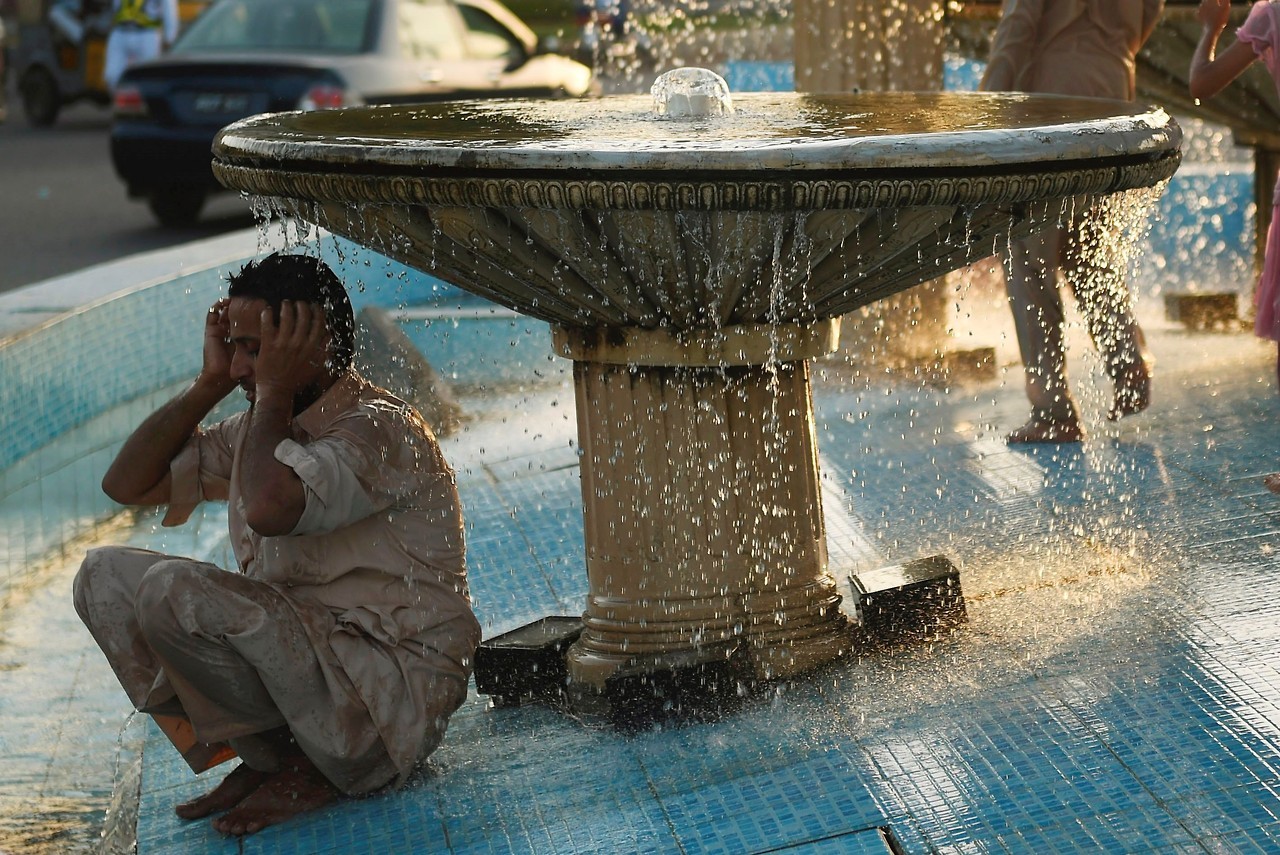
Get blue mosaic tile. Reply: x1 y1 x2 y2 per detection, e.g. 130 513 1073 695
521 786 682 854
996 810 1202 854
852 686 1198 852
1203 821 1280 853
659 751 892 854
636 683 852 798
1164 780 1280 840
1052 663 1280 803
134 769 242 855
736 826 897 853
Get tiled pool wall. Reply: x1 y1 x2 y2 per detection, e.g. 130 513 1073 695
0 270 226 586
394 305 560 390
1 273 222 472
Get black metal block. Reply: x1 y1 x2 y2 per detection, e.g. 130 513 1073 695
601 654 749 733
851 555 966 642
473 616 583 707
1164 292 1240 331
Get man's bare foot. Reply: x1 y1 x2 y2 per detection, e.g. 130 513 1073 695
1264 473 1280 494
175 763 268 820
1006 416 1084 444
211 758 339 836
1109 360 1151 421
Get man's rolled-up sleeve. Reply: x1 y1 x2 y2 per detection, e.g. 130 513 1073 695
161 423 234 527
274 438 379 536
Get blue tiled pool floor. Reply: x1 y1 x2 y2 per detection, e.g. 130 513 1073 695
126 320 1280 854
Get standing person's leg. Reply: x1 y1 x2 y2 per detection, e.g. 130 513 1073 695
1002 227 1084 442
1061 210 1151 421
137 27 163 66
102 28 163 92
102 29 128 92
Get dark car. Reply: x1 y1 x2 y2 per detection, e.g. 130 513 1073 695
111 0 596 226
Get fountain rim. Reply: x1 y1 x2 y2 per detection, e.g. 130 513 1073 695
212 91 1182 176
213 151 1182 215
207 91 1184 335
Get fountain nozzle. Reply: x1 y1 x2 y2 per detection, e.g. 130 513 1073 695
651 67 734 118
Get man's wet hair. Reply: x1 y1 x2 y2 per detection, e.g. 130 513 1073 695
227 253 355 372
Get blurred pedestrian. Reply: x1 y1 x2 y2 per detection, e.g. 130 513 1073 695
103 0 178 91
981 0 1164 443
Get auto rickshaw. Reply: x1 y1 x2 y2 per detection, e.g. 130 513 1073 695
12 0 206 126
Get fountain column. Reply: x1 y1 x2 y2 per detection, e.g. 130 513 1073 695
792 0 955 375
553 322 850 687
793 0 944 93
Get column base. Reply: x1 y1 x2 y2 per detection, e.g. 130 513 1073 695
565 607 852 691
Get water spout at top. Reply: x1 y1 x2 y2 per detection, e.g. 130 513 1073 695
651 67 734 118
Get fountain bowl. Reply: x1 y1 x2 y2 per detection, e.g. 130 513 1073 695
213 91 1182 333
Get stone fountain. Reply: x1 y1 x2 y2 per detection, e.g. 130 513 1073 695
211 71 1181 697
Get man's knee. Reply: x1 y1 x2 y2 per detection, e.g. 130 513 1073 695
73 545 136 623
134 560 208 641
135 560 234 644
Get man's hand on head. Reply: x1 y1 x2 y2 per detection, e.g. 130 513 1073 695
198 298 238 398
253 301 332 407
237 299 328 536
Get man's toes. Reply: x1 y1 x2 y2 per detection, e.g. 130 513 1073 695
175 764 268 821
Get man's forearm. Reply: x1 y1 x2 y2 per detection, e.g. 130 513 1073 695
102 376 231 505
238 390 307 536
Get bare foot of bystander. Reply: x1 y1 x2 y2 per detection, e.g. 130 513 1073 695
1006 416 1085 444
1108 359 1151 422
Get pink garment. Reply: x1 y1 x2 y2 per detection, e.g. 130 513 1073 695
1238 1 1280 341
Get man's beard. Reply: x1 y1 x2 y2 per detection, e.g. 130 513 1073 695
247 380 325 416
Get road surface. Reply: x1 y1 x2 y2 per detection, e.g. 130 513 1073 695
0 97 256 294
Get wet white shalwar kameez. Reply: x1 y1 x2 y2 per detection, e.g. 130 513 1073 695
74 370 481 795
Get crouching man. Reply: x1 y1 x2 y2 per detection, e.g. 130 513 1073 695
74 253 480 835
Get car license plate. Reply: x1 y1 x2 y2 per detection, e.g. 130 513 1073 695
194 93 252 114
